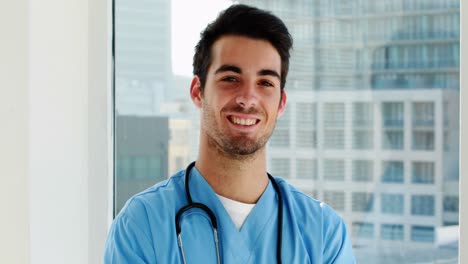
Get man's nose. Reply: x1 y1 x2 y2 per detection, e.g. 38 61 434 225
235 82 258 108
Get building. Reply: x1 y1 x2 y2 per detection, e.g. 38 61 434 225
115 115 169 214
115 0 172 116
235 0 460 262
168 118 193 175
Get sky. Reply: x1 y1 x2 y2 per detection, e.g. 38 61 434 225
171 0 232 76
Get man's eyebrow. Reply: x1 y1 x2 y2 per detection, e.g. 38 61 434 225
214 65 280 80
214 64 241 74
258 69 280 80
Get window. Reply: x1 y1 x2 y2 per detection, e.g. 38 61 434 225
411 226 435 242
413 131 435 150
413 102 434 126
353 102 373 149
381 194 404 214
296 103 317 148
352 222 374 238
353 160 373 182
381 224 404 240
323 159 345 181
352 192 374 212
382 161 404 183
297 159 317 180
412 102 435 150
323 191 345 211
270 158 290 178
324 103 345 149
411 195 435 216
270 110 290 147
382 102 404 150
134 156 147 179
412 162 435 184
116 156 131 180
444 196 459 213
353 130 373 149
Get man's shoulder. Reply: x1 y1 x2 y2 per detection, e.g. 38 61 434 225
118 170 186 218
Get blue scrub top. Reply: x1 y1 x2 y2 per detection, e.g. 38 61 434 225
104 167 356 263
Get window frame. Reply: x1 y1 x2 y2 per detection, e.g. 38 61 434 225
458 1 467 261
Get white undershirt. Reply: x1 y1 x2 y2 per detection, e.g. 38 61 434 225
216 194 256 230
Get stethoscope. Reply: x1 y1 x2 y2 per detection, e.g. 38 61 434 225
175 161 284 264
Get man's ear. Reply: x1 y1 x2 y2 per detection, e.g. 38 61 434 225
277 90 287 119
190 76 203 109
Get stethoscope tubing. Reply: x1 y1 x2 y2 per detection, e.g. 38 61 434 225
175 161 283 264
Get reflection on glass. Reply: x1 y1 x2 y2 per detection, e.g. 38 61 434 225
115 0 460 263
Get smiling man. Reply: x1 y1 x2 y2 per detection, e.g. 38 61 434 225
104 4 355 263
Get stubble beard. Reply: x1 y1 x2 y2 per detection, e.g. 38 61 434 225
202 103 276 161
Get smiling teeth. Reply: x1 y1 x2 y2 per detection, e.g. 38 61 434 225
232 117 256 126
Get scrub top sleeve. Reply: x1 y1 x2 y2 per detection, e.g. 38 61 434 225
322 206 356 264
104 213 156 264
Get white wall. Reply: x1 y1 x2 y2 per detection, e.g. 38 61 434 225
0 0 30 263
0 0 111 263
28 0 89 262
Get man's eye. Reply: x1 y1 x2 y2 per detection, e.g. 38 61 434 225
222 76 237 82
260 80 274 87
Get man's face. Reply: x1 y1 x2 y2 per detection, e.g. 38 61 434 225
191 35 287 158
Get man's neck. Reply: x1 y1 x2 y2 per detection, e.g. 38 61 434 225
195 139 269 204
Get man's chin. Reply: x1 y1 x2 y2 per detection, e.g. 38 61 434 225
224 141 264 156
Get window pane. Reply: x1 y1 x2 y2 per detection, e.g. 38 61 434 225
324 103 345 127
413 102 434 127
353 160 373 182
296 103 317 148
382 102 404 128
270 110 290 147
323 191 345 211
324 159 345 181
411 226 435 242
353 102 373 127
381 194 404 214
352 222 374 238
353 102 374 149
297 159 317 180
411 195 435 216
352 192 374 212
324 103 345 149
443 196 459 213
412 162 435 184
353 130 373 149
270 158 290 178
382 161 404 183
381 224 404 240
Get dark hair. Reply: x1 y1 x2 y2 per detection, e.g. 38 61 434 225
193 4 293 90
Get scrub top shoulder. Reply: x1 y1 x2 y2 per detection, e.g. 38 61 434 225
104 168 356 263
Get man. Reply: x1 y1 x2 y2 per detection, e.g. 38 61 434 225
104 4 355 263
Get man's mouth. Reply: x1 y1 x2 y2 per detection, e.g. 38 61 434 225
228 116 259 126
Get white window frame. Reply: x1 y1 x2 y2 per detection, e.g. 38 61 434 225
459 1 468 261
